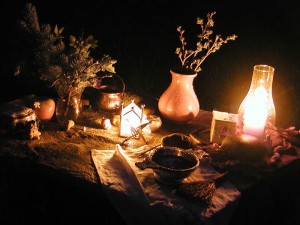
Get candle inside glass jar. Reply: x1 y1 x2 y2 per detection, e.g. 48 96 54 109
243 86 267 139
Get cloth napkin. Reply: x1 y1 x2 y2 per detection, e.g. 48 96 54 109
91 145 240 225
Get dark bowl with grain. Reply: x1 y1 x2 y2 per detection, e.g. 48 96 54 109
137 146 199 184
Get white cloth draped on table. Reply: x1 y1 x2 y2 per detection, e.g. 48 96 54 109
91 145 240 225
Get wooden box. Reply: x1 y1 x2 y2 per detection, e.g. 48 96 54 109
210 110 238 144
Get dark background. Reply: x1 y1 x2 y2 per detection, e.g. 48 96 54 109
1 0 300 127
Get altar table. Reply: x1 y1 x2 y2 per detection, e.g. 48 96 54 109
0 105 300 225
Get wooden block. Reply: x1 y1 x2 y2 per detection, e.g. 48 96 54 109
210 110 238 144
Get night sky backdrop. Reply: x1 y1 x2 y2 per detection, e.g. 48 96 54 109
1 0 300 127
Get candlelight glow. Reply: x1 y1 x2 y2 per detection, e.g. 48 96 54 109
237 65 276 139
120 100 150 137
243 86 268 138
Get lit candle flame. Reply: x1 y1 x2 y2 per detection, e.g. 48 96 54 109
119 101 151 137
243 86 267 138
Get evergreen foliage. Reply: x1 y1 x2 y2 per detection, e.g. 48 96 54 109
14 3 117 98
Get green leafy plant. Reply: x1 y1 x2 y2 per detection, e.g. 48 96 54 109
14 3 117 99
175 11 237 73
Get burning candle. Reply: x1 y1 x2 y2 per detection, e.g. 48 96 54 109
237 65 276 139
121 114 143 137
242 86 267 139
119 100 151 137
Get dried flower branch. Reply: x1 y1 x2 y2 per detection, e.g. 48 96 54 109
175 11 238 73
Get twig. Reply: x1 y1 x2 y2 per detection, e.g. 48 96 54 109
138 144 161 157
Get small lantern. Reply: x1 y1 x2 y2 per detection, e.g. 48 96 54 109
237 65 276 139
119 100 150 137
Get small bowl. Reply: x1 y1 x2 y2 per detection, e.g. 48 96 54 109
136 146 199 184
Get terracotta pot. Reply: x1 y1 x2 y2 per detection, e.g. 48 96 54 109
158 68 199 123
